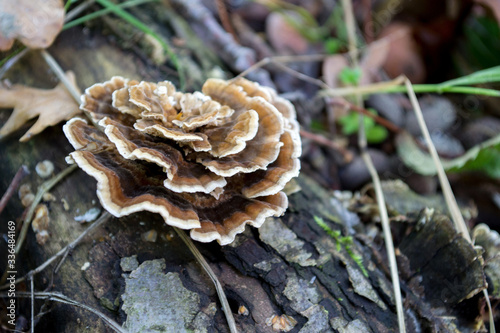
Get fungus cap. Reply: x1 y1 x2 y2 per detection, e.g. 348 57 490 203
63 77 301 245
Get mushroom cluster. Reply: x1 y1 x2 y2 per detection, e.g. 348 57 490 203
63 77 301 245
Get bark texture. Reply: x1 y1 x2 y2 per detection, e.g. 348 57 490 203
0 22 488 333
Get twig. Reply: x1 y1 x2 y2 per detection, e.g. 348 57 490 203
0 48 29 80
215 0 239 42
39 50 81 103
0 165 29 215
17 165 77 253
170 0 268 84
0 165 77 285
39 49 104 131
328 98 402 133
341 0 406 331
232 14 274 59
299 129 353 162
483 286 496 333
30 274 34 333
174 227 238 333
404 79 469 241
3 291 127 333
0 212 111 290
235 54 330 81
271 61 330 90
64 0 96 22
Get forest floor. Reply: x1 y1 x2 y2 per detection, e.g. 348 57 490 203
1 0 500 332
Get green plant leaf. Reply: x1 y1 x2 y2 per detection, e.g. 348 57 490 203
339 66 362 85
313 216 368 276
324 38 341 54
457 15 500 73
396 131 500 178
366 125 388 143
338 110 376 136
338 112 359 135
310 119 326 132
63 0 158 30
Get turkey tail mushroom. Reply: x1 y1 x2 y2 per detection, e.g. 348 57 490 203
63 77 301 245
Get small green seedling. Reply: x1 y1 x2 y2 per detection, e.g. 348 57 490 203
314 216 368 277
338 108 388 143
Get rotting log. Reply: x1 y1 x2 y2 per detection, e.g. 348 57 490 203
0 27 488 333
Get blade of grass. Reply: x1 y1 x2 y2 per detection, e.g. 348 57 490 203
174 228 238 333
439 65 500 87
64 0 96 22
0 47 28 77
63 0 158 30
405 78 495 333
93 0 185 89
322 81 500 97
64 0 74 12
404 78 470 241
40 50 81 103
322 66 500 97
341 0 406 331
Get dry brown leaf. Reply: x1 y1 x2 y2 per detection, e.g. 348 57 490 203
378 22 426 84
322 38 390 88
0 0 64 50
266 11 309 54
322 54 348 88
359 38 390 85
0 71 81 142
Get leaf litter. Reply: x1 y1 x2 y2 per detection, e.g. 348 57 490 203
0 0 64 50
0 71 81 141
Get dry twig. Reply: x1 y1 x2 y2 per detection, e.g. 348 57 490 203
2 291 127 333
299 129 353 162
215 0 238 42
340 0 406 331
328 98 402 133
404 78 495 333
0 165 29 215
174 228 238 333
0 165 77 285
0 212 111 290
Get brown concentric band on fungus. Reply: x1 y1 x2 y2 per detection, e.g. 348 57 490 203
63 77 301 245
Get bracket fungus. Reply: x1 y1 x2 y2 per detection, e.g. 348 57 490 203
63 77 301 245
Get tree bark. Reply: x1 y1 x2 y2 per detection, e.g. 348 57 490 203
0 18 487 333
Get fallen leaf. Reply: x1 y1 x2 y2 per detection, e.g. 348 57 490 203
322 37 391 88
396 131 500 178
322 54 348 88
377 22 426 84
359 37 390 85
0 71 81 142
0 0 64 51
266 11 309 54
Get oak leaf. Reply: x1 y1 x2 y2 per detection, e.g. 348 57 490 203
0 71 81 142
0 0 64 50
